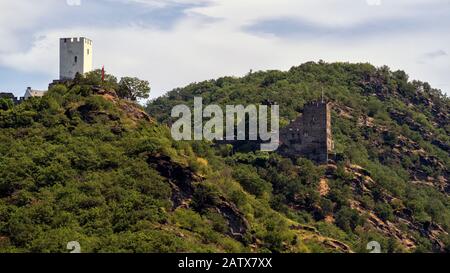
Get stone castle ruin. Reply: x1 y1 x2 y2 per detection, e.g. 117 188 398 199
279 101 334 164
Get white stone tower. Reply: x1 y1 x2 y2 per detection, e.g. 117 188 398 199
59 37 93 80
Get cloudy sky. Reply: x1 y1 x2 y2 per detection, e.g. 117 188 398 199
0 0 449 98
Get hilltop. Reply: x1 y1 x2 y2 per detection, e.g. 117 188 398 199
147 61 450 252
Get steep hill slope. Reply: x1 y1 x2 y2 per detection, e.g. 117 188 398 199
0 76 349 253
147 62 450 252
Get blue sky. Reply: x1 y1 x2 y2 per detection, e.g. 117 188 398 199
1 0 449 98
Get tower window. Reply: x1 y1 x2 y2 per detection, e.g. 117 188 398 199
87 49 89 55
74 56 78 63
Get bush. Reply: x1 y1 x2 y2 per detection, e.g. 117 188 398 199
232 165 272 197
192 184 221 212
0 98 13 111
374 203 394 222
335 207 364 232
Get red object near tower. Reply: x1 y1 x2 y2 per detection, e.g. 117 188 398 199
101 66 105 82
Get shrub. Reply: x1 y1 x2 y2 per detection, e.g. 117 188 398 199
232 165 272 197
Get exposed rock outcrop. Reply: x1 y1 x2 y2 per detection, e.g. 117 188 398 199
146 154 249 240
329 163 448 251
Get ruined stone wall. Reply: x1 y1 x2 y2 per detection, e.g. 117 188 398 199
280 101 333 163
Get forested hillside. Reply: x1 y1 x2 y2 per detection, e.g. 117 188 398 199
0 62 448 253
0 71 351 253
147 62 450 252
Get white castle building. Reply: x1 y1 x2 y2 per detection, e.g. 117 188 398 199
59 37 93 80
10 37 94 101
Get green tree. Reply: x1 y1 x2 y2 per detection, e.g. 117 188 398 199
118 77 151 101
335 207 364 232
233 165 272 197
81 69 119 90
0 98 13 111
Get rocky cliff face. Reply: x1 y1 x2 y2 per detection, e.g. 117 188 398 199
323 163 447 251
333 102 449 194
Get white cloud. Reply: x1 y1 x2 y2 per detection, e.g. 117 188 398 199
0 0 58 53
0 34 58 74
0 0 449 97
190 0 450 28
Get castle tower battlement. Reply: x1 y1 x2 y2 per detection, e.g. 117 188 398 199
59 37 93 80
280 101 333 164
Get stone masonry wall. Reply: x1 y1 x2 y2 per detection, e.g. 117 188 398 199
280 101 333 163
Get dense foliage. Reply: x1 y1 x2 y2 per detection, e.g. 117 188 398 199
147 62 450 252
0 62 448 253
0 72 342 253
